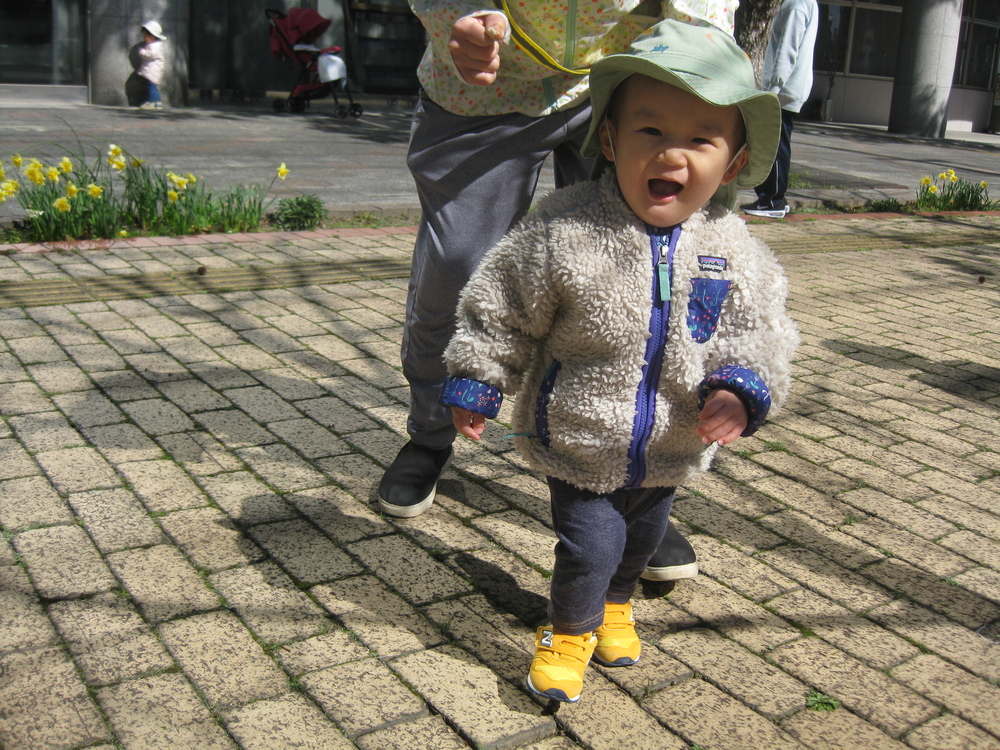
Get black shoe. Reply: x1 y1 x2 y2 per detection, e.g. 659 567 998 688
641 521 698 581
740 201 789 219
377 441 453 518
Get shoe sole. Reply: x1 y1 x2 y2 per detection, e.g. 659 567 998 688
525 675 580 703
743 209 789 219
377 453 453 518
640 560 699 582
591 653 639 668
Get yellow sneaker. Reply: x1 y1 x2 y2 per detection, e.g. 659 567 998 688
593 601 640 667
526 627 597 702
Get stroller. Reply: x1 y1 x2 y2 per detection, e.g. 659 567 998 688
266 7 363 118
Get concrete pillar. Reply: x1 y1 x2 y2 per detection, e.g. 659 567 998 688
88 0 189 108
887 0 962 138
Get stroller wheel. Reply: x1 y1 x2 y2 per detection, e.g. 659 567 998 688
336 105 349 119
290 97 307 113
349 103 363 118
272 99 287 113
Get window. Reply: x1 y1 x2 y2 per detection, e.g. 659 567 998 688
0 0 86 85
954 0 1000 89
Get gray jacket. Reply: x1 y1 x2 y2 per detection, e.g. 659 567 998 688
444 172 799 493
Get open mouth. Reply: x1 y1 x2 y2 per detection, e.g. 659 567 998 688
649 179 681 198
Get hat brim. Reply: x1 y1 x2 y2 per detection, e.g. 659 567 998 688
583 56 780 188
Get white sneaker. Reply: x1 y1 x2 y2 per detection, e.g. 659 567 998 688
741 203 789 219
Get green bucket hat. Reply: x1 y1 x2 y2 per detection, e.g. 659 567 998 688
583 19 780 194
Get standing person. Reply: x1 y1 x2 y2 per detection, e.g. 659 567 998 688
379 0 735 583
136 21 167 110
441 20 797 702
740 0 818 218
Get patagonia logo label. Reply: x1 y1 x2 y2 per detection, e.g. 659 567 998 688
698 256 727 273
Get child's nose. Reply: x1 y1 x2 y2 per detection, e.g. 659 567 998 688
656 146 685 166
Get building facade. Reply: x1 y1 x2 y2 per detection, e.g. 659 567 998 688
1 0 997 131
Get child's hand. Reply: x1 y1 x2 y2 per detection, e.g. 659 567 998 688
696 389 748 446
448 13 507 85
451 406 487 441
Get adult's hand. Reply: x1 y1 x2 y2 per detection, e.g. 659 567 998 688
448 12 508 85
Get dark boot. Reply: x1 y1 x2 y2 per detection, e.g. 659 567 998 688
377 441 453 518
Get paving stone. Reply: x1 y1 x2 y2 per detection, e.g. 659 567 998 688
189 360 261 389
14 524 117 598
300 656 428 738
843 516 973 577
118 459 208 512
0 475 73 530
217 343 286 370
92 367 162 400
354 715 473 750
199 471 296 525
391 644 556 750
297 395 379 433
249 518 362 583
903 714 1000 750
250 367 328 400
9 411 84 452
691 535 798 602
0 646 110 750
52 389 125 429
223 692 356 750
284 485 391 544
275 629 372 676
779 701 910 750
471 510 557 572
226 385 302 422
891 653 1000 737
0 381 56 415
195 408 277 449
666 575 801 653
158 431 244 476
101 327 161 355
863 557 1000 629
133 315 187 338
36 445 120 493
766 587 919 670
0 535 15 565
0 565 60 652
770 637 938 737
48 591 174 685
159 506 265 572
757 544 894 611
916 495 1000 543
8 335 66 365
97 673 238 749
749 473 859 525
82 422 163 462
397 502 495 554
121 397 196 434
67 487 165 552
209 561 330 644
659 627 807 718
0 438 41 481
349 533 473 605
157 378 231 412
106 544 220 624
643 677 808 750
311 574 446 658
26 360 93 393
268 417 351 458
837 487 957 540
315 451 388 500
236 442 328 491
759 509 885 570
159 610 289 707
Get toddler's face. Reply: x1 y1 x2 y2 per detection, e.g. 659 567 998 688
599 76 747 227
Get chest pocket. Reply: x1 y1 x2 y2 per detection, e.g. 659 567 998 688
687 278 731 343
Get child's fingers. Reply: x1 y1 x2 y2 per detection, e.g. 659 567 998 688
451 407 486 441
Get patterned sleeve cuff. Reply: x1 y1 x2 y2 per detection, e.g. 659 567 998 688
698 365 771 437
440 377 503 418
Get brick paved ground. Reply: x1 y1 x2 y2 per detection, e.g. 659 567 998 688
0 214 998 750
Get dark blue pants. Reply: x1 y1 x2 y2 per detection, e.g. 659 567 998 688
755 108 796 209
546 477 675 635
144 77 161 104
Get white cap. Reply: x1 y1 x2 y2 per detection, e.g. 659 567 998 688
142 21 166 40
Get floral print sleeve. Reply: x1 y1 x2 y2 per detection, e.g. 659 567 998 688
408 0 737 116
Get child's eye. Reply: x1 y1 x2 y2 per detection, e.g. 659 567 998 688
692 137 712 145
640 127 662 136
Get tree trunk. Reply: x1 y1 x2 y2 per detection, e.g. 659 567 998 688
735 0 784 84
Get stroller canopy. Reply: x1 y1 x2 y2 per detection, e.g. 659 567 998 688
269 8 333 59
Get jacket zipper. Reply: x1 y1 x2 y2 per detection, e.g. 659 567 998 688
625 225 680 488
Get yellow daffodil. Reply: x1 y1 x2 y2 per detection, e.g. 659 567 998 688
928 185 938 194
277 162 289 180
167 189 179 203
131 158 144 168
108 144 122 158
53 196 71 213
0 164 5 180
47 166 61 182
173 176 189 190
920 176 932 186
1 180 17 196
938 172 947 180
946 168 956 177
59 157 73 173
11 154 23 168
119 229 128 238
185 173 197 184
110 155 126 171
66 182 79 198
949 174 958 182
87 183 103 198
26 165 45 185
981 181 989 189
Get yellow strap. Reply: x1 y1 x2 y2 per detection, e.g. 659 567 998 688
497 0 590 76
